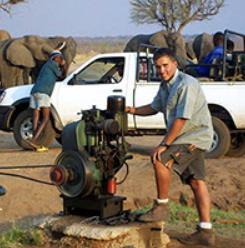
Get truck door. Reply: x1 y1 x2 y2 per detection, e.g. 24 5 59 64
52 56 128 126
134 57 165 129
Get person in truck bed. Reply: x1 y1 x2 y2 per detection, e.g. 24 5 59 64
196 32 224 77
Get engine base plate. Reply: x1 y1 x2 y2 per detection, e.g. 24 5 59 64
62 194 126 219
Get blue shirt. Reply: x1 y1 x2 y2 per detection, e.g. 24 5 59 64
151 70 213 150
31 59 62 96
196 45 224 77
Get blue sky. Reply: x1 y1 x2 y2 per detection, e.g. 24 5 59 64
0 0 244 37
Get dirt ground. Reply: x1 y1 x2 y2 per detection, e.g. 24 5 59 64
0 131 244 247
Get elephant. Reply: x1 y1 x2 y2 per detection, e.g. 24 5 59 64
124 30 188 68
124 33 153 52
192 33 213 62
185 40 197 63
0 29 11 41
0 35 77 89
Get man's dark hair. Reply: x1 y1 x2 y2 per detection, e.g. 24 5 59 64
153 48 177 62
213 32 224 47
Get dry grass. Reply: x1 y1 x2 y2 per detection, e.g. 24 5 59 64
69 51 98 72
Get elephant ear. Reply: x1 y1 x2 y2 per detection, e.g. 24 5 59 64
6 39 36 68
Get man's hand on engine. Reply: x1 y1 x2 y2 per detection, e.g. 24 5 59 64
125 106 135 114
151 145 167 164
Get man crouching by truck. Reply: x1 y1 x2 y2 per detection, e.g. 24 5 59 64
125 48 215 246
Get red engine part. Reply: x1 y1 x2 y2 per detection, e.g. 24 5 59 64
107 177 117 194
50 167 65 186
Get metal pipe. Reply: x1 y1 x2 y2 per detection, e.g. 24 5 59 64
0 172 54 185
0 164 54 170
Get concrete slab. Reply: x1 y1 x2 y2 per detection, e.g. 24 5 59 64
39 215 170 248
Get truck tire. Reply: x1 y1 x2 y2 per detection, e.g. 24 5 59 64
205 117 231 159
13 109 56 150
226 133 245 157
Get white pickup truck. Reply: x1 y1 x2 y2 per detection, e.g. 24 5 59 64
0 30 244 159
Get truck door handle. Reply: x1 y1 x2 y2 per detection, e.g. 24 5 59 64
113 89 122 92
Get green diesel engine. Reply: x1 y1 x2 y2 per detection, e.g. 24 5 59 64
50 96 132 218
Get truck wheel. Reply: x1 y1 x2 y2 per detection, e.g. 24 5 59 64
205 117 231 159
226 133 245 157
13 109 56 150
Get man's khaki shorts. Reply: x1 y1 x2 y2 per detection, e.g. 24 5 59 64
160 144 205 184
30 93 51 110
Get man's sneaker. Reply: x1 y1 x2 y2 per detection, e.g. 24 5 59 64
0 185 6 196
137 200 169 222
178 225 215 246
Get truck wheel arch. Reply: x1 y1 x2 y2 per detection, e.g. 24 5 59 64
10 98 30 129
10 98 62 133
206 116 231 158
206 104 235 158
13 109 56 149
208 104 236 130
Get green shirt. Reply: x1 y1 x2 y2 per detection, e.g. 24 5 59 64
151 70 213 150
31 59 62 96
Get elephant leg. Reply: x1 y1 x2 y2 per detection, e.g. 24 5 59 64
2 66 24 88
31 63 43 83
23 69 31 84
31 68 38 83
1 69 15 88
1 75 12 89
12 67 25 86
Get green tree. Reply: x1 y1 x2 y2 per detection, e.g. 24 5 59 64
0 0 25 14
130 0 224 33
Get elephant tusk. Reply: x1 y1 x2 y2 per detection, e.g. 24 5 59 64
57 41 66 51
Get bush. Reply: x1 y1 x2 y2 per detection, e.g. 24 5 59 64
0 226 44 248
